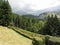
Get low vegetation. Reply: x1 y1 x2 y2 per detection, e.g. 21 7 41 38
9 26 60 45
9 26 45 45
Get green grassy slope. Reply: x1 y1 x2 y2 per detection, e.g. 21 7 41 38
10 26 44 40
10 26 60 44
0 26 32 45
49 36 60 43
9 26 45 45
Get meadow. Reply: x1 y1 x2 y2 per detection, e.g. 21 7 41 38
0 26 32 45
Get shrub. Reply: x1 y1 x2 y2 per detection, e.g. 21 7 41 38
32 38 39 45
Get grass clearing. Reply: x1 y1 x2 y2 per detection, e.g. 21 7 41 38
9 26 60 45
10 26 44 40
49 36 60 43
9 26 45 45
0 26 32 45
16 27 60 44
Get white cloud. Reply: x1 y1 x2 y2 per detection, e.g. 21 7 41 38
8 0 60 11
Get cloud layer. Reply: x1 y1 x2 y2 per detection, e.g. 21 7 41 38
8 0 60 13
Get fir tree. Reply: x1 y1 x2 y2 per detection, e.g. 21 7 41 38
40 14 60 36
0 0 12 26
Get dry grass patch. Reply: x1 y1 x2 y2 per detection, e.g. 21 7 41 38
0 26 32 45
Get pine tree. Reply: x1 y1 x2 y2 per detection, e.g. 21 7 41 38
40 14 60 36
0 0 3 25
40 15 52 35
0 0 12 26
54 15 60 36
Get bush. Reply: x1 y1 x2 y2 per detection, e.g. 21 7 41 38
32 38 45 45
44 35 50 45
32 38 39 45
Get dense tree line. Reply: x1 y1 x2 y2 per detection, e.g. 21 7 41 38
11 14 44 33
39 14 60 36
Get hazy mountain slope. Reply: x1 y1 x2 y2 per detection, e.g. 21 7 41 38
14 6 60 15
22 14 38 18
39 12 60 19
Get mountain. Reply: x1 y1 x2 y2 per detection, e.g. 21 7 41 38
22 14 38 18
14 5 60 16
33 6 60 15
37 6 60 19
39 11 60 19
14 5 60 19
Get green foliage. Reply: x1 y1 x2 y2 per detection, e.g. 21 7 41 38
10 14 43 33
0 0 12 26
32 38 39 45
39 14 60 36
44 35 50 45
46 36 60 45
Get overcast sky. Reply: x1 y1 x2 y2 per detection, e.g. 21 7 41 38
8 0 60 13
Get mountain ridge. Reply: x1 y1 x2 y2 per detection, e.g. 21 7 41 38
14 5 60 16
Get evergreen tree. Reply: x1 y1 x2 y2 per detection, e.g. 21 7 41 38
40 15 52 35
0 0 12 26
39 14 60 36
